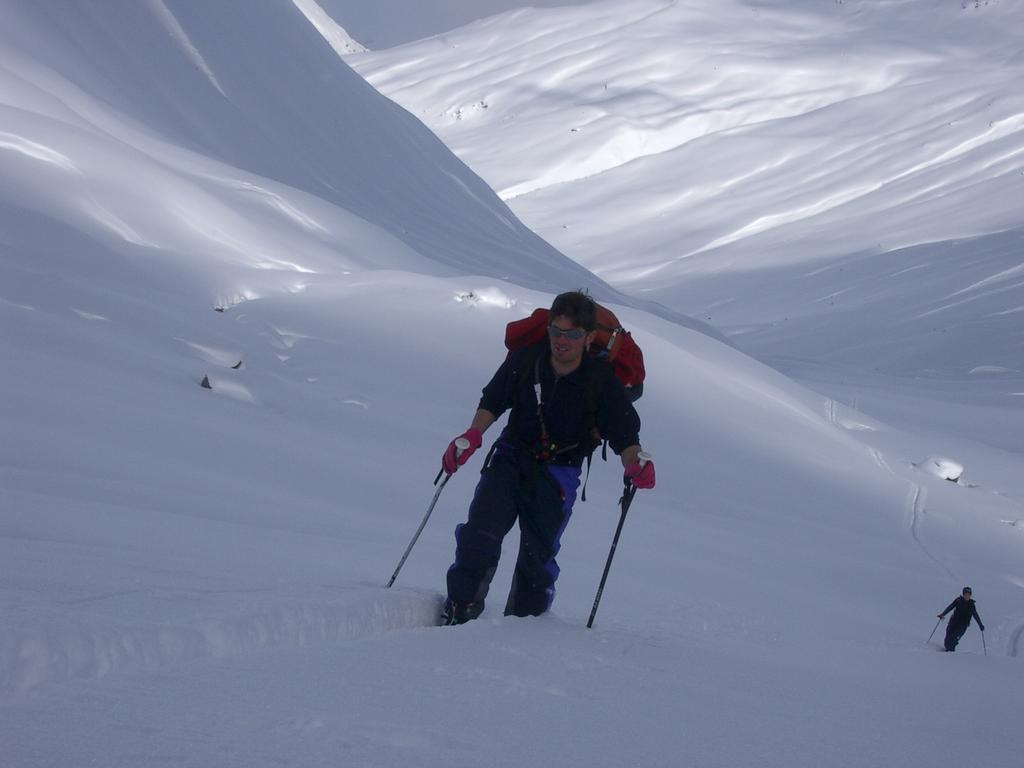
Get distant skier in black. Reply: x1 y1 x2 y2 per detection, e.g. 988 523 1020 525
938 586 984 652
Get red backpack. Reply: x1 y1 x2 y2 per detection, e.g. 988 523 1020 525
504 304 645 401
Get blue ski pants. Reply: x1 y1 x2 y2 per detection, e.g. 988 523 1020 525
446 449 580 618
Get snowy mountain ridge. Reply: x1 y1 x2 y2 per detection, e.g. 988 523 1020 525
351 0 1024 387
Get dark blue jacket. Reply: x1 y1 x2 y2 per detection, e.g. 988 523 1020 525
479 342 641 465
941 597 984 631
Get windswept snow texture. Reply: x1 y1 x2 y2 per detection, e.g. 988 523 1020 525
2 1 1024 767
354 0 1024 280
310 0 598 49
2 0 624 295
352 0 1024 433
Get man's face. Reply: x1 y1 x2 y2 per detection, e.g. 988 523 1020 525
548 314 594 368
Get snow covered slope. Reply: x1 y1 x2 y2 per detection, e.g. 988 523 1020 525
2 2 1023 767
352 0 1024 282
2 0 623 294
351 0 1024 415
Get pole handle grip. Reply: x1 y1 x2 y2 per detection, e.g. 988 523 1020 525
436 436 474 485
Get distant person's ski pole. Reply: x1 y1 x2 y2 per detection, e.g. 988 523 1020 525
927 617 942 644
587 452 650 628
386 438 469 588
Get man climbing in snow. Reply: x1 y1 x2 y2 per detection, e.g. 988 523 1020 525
938 586 985 652
438 290 655 625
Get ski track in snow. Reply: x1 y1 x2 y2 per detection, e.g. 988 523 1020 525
1008 622 1023 657
868 447 892 474
827 397 959 584
828 399 959 580
858 419 958 583
829 401 943 576
906 482 957 581
3 589 443 693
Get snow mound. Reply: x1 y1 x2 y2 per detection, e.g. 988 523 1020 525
2 587 442 692
917 456 966 483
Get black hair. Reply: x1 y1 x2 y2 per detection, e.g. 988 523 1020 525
549 290 597 332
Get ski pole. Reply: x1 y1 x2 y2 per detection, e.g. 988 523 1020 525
927 617 942 644
981 629 987 656
386 438 469 588
587 452 650 629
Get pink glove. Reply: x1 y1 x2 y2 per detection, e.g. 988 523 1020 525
624 456 655 489
442 428 483 474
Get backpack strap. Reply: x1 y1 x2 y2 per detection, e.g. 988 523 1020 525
506 344 546 452
508 345 611 503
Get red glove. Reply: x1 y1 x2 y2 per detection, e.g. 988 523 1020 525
624 456 655 489
442 428 483 474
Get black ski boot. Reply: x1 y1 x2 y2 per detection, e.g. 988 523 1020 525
440 599 482 626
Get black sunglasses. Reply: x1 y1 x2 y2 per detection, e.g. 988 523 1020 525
548 325 587 340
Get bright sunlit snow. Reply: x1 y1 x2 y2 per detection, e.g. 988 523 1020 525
2 1 1022 767
353 0 1024 400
